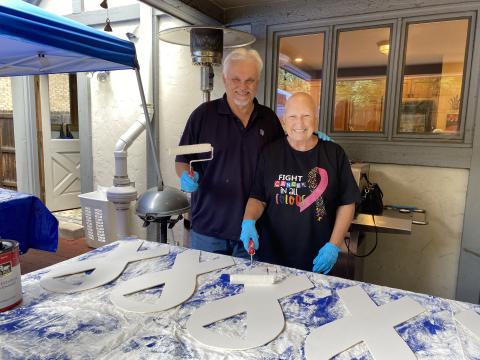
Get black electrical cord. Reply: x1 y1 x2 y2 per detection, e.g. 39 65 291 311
345 214 378 258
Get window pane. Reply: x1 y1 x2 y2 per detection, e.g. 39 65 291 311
0 77 17 190
48 74 79 139
399 19 469 135
333 27 391 132
276 33 324 119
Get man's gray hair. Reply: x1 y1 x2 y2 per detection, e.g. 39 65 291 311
222 48 263 78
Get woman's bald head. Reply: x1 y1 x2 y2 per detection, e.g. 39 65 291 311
284 92 317 119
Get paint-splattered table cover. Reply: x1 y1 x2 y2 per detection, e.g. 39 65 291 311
0 188 58 254
1 240 479 359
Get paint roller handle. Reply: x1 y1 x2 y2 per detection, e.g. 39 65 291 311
248 239 256 266
248 239 255 256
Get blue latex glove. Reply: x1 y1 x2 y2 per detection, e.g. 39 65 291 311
180 170 199 193
315 131 332 142
240 219 259 252
312 242 340 274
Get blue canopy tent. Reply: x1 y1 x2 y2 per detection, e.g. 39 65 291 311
0 0 137 75
0 0 162 253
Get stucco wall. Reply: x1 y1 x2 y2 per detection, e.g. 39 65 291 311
361 164 468 298
41 0 71 15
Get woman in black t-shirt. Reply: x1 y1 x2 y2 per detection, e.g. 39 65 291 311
240 92 360 273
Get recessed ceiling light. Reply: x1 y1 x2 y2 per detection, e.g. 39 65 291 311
294 57 303 63
377 40 390 56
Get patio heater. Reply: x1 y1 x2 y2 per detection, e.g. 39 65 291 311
135 26 255 243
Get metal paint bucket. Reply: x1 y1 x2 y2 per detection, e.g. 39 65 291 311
0 239 22 312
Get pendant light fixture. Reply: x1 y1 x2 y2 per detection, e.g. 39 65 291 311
100 0 112 32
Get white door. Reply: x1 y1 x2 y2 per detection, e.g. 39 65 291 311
39 75 81 211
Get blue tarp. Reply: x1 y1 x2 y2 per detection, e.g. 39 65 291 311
0 0 138 77
0 188 58 254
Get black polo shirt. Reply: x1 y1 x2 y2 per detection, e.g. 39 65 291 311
176 93 285 241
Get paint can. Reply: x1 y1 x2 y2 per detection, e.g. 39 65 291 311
0 239 22 312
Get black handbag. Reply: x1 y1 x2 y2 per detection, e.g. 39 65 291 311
359 175 384 215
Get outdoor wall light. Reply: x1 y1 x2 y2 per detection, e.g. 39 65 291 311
96 71 110 82
104 19 112 32
126 26 139 42
377 40 390 55
86 71 110 81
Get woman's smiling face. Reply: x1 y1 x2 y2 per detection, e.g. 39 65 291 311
282 93 317 146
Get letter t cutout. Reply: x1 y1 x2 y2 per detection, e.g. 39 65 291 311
305 285 425 360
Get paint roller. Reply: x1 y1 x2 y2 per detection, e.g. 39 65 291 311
169 144 214 177
229 266 277 286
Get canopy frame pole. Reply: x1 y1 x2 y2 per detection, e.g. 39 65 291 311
0 64 39 72
135 67 163 190
0 54 38 71
40 56 94 72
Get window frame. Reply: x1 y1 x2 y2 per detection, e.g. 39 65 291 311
392 13 475 142
266 6 480 168
271 27 330 128
329 20 397 139
47 73 79 133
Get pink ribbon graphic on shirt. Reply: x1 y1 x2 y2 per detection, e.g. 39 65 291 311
298 167 328 213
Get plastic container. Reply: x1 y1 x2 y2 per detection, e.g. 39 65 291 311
79 191 116 248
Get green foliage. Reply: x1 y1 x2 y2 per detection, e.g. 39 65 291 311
336 79 386 106
278 68 310 93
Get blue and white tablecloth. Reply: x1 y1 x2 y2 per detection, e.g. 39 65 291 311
0 188 58 253
0 240 479 359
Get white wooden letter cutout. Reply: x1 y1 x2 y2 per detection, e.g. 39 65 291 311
110 249 235 313
186 274 314 350
40 240 168 293
305 285 425 360
455 309 480 340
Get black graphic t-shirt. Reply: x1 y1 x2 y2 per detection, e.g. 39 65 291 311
250 137 361 271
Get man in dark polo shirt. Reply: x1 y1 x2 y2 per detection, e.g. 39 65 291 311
175 48 284 257
175 48 329 258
